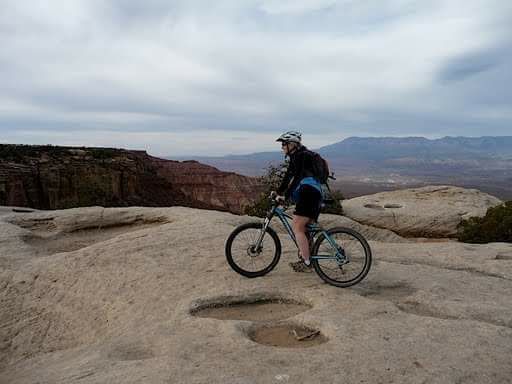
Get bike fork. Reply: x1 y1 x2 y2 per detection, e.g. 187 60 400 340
254 217 270 249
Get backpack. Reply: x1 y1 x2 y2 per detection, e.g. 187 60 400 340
306 150 335 202
307 150 330 184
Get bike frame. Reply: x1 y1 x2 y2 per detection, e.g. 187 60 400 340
255 203 346 262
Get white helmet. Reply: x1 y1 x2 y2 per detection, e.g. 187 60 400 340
276 131 302 144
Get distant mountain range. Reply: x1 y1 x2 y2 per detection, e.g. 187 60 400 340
172 136 512 199
320 136 512 159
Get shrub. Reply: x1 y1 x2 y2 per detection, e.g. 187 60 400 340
244 161 345 217
89 148 120 160
457 201 512 243
245 162 287 218
321 189 344 215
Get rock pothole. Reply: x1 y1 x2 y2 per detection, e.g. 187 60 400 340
384 203 403 209
106 342 155 361
352 281 416 302
190 296 311 322
363 203 385 210
395 300 512 329
190 296 325 348
22 222 165 256
495 252 512 260
11 208 35 213
247 323 327 348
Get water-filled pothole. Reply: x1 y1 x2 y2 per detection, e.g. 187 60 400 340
191 297 311 322
247 323 327 348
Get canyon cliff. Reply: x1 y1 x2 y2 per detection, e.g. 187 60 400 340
0 145 262 214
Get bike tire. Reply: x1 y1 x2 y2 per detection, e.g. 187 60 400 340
225 222 281 278
311 227 372 287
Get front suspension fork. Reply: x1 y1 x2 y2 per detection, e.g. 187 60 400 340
254 217 271 250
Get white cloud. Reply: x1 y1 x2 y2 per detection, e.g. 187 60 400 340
0 0 511 155
1 128 282 157
259 0 339 15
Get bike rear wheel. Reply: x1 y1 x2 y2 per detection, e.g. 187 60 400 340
311 227 371 287
225 222 281 278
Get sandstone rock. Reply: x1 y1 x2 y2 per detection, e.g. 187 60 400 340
275 208 409 242
341 185 502 237
319 214 410 242
5 206 169 235
1 206 511 383
151 158 261 214
0 145 263 214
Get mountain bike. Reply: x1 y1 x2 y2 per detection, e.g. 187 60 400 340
225 192 372 287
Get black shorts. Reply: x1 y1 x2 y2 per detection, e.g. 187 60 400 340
293 185 322 221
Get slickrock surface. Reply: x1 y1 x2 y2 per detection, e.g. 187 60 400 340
1 206 511 384
341 185 502 237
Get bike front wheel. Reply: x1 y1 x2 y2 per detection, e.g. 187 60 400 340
225 222 281 278
311 227 372 287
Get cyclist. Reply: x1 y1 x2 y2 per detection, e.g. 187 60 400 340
274 131 323 272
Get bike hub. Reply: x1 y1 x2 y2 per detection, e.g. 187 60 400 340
247 245 262 257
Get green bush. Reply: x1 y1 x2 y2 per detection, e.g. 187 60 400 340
0 144 77 162
245 162 287 218
89 148 120 160
244 161 344 217
457 201 512 243
0 144 40 162
321 189 344 215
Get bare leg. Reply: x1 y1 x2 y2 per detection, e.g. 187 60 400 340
293 215 313 262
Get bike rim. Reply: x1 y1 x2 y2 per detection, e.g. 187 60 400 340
314 231 369 284
229 227 278 273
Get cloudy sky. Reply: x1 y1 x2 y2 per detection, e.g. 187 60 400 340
1 0 511 156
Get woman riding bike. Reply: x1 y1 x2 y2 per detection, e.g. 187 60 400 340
275 131 323 273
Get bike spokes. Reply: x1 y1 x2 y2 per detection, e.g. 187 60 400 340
312 228 371 287
225 223 281 277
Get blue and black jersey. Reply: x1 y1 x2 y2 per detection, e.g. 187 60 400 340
277 145 321 200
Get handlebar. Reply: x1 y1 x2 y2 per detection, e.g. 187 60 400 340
269 191 286 206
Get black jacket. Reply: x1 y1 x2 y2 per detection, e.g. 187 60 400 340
277 145 317 199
